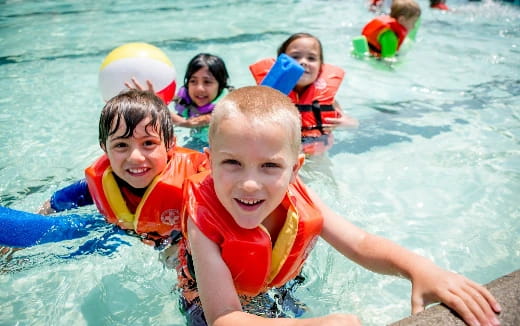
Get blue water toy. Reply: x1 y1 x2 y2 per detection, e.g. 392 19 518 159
0 206 105 248
260 53 304 95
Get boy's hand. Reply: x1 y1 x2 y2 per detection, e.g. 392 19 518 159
37 200 56 215
411 266 501 326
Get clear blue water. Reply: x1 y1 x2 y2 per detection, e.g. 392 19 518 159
1 0 519 325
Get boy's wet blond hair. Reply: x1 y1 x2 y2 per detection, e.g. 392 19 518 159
209 86 301 157
390 0 421 19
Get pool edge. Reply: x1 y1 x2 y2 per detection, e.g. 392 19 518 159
388 269 520 326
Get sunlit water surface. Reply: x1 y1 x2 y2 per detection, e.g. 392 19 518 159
0 0 519 325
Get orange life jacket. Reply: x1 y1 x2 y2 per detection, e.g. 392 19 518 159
84 147 207 239
181 171 323 297
250 58 345 138
362 16 408 55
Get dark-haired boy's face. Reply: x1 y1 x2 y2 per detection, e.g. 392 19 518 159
103 117 168 189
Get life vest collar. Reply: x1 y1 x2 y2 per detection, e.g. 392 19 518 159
85 148 207 239
182 171 323 296
175 87 228 117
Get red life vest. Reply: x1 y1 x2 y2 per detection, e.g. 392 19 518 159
250 58 345 138
84 147 207 238
181 171 323 297
362 16 408 55
431 3 449 10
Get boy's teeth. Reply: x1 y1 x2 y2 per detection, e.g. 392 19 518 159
238 199 261 205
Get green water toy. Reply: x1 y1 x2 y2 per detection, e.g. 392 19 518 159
407 16 421 42
352 35 369 57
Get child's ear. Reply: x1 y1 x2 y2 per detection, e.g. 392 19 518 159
203 147 212 163
100 143 107 153
166 136 177 158
290 154 305 183
397 15 407 26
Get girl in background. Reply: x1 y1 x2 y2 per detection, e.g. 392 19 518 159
250 32 358 156
127 53 233 150
172 53 233 148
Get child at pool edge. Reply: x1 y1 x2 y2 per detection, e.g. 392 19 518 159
126 53 233 149
37 89 207 248
250 32 358 156
361 0 421 58
175 86 501 326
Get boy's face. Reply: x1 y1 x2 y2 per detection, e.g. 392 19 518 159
285 37 321 90
102 116 168 189
207 116 303 229
188 66 219 108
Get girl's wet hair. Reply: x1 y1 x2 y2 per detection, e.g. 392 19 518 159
183 53 231 96
99 89 174 150
277 32 324 63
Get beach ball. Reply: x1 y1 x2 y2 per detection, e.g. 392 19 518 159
98 42 176 104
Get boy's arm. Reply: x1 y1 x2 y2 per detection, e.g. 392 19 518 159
307 187 501 326
187 219 361 326
38 179 93 215
378 30 399 58
187 218 243 325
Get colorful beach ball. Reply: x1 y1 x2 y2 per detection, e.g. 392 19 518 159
98 42 177 104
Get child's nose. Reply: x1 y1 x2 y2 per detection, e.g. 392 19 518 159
241 174 261 192
128 148 146 162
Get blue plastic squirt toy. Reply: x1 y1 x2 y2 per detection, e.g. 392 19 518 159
260 53 304 95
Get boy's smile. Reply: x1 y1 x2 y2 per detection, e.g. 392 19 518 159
104 117 168 189
207 115 302 230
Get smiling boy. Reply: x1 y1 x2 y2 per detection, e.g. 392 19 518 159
175 86 500 326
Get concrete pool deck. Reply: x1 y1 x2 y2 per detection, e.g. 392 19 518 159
389 269 519 326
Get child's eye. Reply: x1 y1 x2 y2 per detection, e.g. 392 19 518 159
143 139 159 147
262 162 281 169
222 159 240 166
113 142 128 149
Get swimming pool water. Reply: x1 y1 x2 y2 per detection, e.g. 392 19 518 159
1 0 519 325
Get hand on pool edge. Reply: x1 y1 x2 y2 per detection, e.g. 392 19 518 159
410 265 502 326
